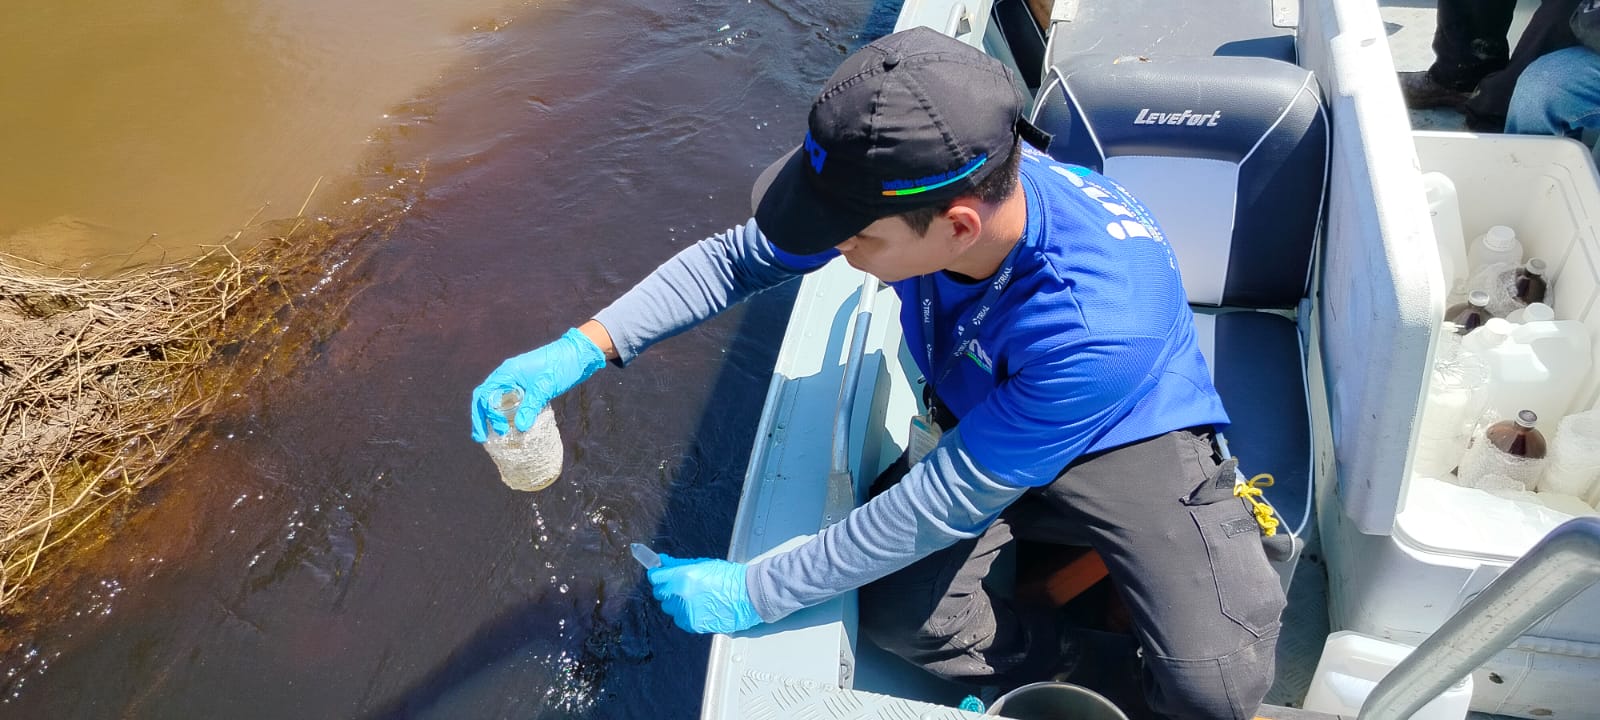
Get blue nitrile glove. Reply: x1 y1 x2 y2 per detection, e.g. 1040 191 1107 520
470 328 607 442
646 553 762 634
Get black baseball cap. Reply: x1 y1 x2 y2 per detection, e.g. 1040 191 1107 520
751 26 1047 256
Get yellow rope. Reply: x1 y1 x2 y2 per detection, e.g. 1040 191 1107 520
1233 472 1281 537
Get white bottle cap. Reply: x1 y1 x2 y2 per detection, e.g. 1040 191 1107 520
1522 302 1555 322
1465 318 1514 351
1483 225 1517 251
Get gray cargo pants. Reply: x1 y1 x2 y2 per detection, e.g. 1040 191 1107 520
859 427 1285 720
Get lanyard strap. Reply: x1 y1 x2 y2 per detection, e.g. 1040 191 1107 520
919 241 1024 390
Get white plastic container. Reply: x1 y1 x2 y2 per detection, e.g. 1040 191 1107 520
1424 172 1470 298
1459 317 1513 356
1538 409 1600 500
1323 134 1600 718
1467 319 1592 426
1467 225 1523 274
1304 631 1473 720
1537 492 1599 516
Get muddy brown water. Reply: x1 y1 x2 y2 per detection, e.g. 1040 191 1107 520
0 0 896 716
2 0 507 273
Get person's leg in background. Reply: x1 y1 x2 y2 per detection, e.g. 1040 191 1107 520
1403 0 1519 108
1465 0 1581 130
1506 46 1600 161
1432 0 1520 89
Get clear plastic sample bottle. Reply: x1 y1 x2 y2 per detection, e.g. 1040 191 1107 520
1423 172 1470 298
1414 332 1490 478
1467 225 1522 274
481 388 564 492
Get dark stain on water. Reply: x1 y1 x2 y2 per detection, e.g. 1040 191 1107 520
0 1 900 716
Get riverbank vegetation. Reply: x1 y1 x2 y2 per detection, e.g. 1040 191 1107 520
0 165 424 614
0 245 272 608
0 181 366 610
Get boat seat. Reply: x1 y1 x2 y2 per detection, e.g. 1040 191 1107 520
1194 312 1312 536
1030 54 1328 538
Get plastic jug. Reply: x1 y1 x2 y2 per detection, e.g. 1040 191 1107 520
1424 172 1470 298
1467 319 1592 426
1467 225 1523 274
1304 631 1473 720
1460 317 1513 356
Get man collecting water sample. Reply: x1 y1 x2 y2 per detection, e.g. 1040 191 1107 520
469 28 1285 720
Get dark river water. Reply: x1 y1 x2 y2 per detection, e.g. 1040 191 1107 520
1 0 898 716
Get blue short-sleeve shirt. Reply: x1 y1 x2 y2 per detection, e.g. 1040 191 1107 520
771 148 1228 487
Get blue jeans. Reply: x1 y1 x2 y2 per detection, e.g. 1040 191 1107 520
1507 46 1600 161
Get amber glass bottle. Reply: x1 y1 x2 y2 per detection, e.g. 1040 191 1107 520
1445 290 1494 335
1512 258 1549 306
1484 410 1548 459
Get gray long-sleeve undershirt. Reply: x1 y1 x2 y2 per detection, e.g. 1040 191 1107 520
744 429 1025 622
592 219 1026 623
592 219 808 366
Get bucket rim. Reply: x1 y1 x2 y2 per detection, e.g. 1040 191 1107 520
984 680 1130 720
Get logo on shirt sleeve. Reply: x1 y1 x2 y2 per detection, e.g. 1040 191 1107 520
963 339 994 375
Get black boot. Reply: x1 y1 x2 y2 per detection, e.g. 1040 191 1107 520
1398 71 1472 110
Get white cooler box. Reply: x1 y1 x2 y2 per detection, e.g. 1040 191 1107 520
1323 132 1600 719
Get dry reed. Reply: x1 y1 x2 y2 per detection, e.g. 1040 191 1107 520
0 245 272 608
0 164 420 613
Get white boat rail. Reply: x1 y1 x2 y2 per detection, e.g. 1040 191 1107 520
824 276 881 526
1361 516 1600 720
